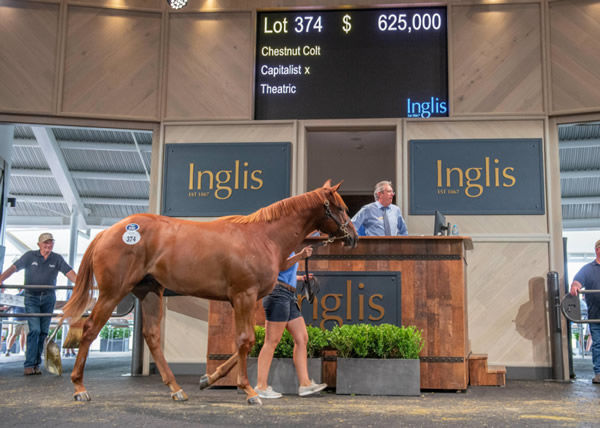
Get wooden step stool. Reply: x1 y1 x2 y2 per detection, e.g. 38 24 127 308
468 354 506 386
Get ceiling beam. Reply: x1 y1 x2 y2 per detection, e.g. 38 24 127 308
31 126 89 229
131 131 151 182
6 215 122 227
561 196 600 205
10 194 149 206
11 168 148 181
563 218 600 229
560 169 600 179
559 138 600 149
5 231 32 253
13 137 152 152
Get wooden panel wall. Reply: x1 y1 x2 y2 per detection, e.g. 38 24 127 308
3 1 600 120
62 7 162 118
165 12 253 120
404 118 551 369
72 0 164 10
164 296 209 362
452 3 544 115
0 1 59 113
164 122 295 144
404 119 547 235
161 122 296 363
549 0 600 113
2 0 597 378
468 242 551 366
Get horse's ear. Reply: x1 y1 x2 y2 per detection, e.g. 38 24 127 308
331 180 343 192
322 179 332 188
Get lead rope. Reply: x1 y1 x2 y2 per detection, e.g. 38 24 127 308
301 254 321 304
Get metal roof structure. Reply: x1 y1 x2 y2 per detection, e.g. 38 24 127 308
6 125 151 230
559 121 600 230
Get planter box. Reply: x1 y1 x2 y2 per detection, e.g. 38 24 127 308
336 358 420 396
99 338 129 352
247 357 322 395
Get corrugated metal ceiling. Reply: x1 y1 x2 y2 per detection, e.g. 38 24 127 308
7 125 151 228
559 121 600 230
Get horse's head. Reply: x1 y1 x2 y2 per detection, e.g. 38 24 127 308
316 180 358 248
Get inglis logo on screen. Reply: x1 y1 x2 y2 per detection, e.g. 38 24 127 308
406 97 448 118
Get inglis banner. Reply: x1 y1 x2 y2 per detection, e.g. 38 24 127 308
162 142 291 217
409 139 545 215
296 272 401 330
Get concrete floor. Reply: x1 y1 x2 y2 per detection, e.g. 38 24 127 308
0 352 598 427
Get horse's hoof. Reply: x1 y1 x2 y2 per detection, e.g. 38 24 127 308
171 389 188 401
199 374 211 390
73 391 91 402
247 396 263 406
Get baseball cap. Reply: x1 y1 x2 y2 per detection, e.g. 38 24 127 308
38 232 55 243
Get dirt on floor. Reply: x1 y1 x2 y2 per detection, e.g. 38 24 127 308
0 353 598 427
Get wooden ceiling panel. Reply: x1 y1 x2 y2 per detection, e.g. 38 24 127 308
165 12 253 120
62 7 161 119
550 1 600 112
0 2 59 113
452 4 544 115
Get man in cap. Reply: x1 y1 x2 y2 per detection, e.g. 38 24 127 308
0 232 77 375
570 239 600 384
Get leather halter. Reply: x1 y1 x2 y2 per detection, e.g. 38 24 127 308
320 200 352 246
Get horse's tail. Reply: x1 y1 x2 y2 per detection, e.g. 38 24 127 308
60 231 104 325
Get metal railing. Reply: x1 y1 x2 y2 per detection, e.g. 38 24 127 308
0 284 135 318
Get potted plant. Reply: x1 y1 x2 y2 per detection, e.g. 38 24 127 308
330 323 423 396
246 325 325 394
99 325 131 352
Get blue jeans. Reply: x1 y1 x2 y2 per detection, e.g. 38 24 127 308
24 291 56 369
590 322 600 375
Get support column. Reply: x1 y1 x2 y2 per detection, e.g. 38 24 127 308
67 206 78 297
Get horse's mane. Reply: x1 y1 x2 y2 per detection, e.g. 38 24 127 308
223 187 341 224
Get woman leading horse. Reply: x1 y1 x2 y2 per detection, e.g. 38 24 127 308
59 180 357 404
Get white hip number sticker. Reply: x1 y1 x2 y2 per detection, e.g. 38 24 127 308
122 223 141 245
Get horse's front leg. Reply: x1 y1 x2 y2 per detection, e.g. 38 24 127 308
233 291 261 405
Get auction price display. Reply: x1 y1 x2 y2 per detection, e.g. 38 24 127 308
255 7 448 120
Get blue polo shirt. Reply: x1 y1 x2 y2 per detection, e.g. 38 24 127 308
278 252 299 289
573 260 600 320
13 250 72 292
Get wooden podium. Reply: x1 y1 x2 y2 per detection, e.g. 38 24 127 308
207 236 473 390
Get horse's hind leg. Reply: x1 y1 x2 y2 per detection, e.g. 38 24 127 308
199 352 239 389
71 296 121 401
200 292 259 405
135 286 187 401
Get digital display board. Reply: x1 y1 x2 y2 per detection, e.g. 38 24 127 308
255 7 448 120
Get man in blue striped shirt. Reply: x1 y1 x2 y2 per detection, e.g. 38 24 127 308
351 180 408 236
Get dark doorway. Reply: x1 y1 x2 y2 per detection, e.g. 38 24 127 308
306 129 396 217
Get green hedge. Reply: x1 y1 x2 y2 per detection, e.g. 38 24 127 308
250 325 328 358
329 323 423 359
99 325 131 340
249 323 423 359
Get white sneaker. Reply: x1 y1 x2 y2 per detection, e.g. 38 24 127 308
298 380 327 397
254 386 282 399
